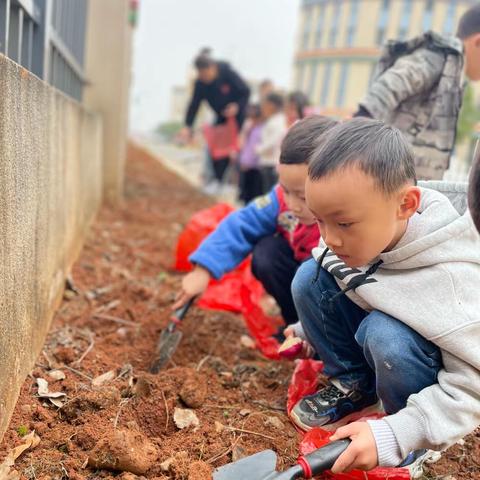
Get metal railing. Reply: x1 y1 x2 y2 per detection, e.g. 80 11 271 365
0 0 88 101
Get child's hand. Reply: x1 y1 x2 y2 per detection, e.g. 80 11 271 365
329 422 378 473
172 266 211 310
281 327 314 359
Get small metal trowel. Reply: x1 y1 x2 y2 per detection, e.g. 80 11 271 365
213 439 351 480
149 297 195 373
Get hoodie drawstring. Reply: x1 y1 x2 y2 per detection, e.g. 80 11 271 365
312 247 383 305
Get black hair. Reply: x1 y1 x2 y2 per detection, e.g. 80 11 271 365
194 47 214 70
308 118 416 194
288 91 310 119
469 141 480 233
280 115 338 165
246 103 261 119
457 3 480 39
264 92 284 110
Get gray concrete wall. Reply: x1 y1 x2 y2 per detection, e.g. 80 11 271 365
0 54 103 440
83 0 133 205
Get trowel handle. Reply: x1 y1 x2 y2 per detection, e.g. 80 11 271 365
298 439 351 477
171 296 196 324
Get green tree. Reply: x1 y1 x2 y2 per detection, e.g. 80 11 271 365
155 121 183 141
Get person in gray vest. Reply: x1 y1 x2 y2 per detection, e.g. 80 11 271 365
356 4 480 180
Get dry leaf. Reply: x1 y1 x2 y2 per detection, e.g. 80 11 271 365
0 431 40 480
36 378 66 407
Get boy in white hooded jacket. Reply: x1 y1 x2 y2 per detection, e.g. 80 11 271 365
289 118 480 474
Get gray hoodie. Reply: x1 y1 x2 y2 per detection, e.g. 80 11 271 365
311 182 480 463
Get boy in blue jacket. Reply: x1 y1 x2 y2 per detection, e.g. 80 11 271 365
173 116 337 328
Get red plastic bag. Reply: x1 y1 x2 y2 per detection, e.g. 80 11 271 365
198 258 263 312
174 203 283 358
174 203 234 272
203 118 239 160
288 360 411 479
239 284 284 359
299 429 410 480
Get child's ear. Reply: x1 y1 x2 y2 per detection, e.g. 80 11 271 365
398 186 421 220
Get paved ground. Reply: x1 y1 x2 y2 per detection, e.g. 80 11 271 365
132 133 240 205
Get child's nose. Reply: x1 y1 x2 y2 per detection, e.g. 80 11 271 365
323 227 342 248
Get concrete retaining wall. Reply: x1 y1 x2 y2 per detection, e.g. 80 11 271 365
0 54 103 439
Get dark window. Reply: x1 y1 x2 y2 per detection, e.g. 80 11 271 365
398 0 413 40
321 61 332 106
329 1 341 47
314 1 327 48
336 61 349 107
346 0 360 46
422 0 434 31
376 0 390 45
443 0 457 35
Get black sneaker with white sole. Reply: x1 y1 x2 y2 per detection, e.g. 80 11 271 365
290 379 381 431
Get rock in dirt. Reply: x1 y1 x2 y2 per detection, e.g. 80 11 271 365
265 416 285 430
160 451 189 476
92 370 116 387
179 371 207 408
173 408 200 430
188 461 212 480
47 370 66 382
87 429 158 475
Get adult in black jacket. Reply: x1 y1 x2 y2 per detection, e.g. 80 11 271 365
181 50 250 185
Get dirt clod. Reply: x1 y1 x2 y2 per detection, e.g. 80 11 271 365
88 428 158 474
179 370 207 408
187 461 212 480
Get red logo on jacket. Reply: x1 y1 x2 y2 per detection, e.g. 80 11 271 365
221 83 231 95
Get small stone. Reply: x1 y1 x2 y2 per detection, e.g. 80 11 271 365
214 421 225 433
87 429 158 475
239 409 251 417
116 327 129 338
265 416 284 430
232 445 247 462
48 370 66 381
240 335 255 349
173 408 199 430
92 370 116 387
21 404 32 414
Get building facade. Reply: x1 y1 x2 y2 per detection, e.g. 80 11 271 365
293 0 479 117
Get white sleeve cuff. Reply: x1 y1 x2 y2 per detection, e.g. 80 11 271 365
367 419 404 467
290 321 306 340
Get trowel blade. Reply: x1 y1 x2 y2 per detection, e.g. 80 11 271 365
212 450 279 480
149 330 182 373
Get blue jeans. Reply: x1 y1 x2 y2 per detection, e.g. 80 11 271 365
292 259 443 414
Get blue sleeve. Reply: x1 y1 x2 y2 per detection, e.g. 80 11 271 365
189 189 280 279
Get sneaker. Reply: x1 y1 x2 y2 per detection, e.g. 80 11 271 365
202 180 221 196
290 379 381 431
400 449 442 479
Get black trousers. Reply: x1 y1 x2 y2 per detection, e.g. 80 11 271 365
251 235 300 326
212 157 230 182
239 168 264 204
